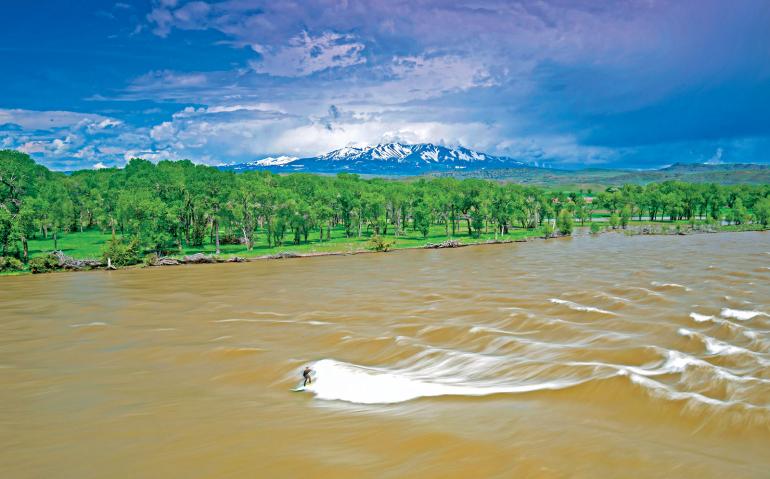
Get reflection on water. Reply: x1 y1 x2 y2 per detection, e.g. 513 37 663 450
1 231 769 478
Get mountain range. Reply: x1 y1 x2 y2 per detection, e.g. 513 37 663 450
219 142 769 185
222 143 531 175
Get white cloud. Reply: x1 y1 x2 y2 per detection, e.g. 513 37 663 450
0 108 115 131
249 32 366 77
93 162 108 169
86 118 122 133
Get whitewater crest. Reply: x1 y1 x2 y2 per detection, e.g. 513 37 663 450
549 298 616 316
303 359 580 404
720 308 769 321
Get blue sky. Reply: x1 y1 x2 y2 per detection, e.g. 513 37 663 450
1 0 769 170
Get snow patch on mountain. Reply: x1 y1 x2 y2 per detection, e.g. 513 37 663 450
225 143 531 175
251 156 299 166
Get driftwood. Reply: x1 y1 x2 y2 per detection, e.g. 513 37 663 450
227 256 248 263
150 257 181 266
625 224 720 236
424 240 464 249
52 251 102 270
181 253 217 264
266 251 301 259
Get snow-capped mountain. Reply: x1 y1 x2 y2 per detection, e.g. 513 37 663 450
224 143 532 175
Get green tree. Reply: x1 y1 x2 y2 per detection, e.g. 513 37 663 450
754 197 770 227
620 205 632 229
556 209 573 235
609 213 620 229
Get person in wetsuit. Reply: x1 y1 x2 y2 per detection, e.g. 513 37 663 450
303 366 313 386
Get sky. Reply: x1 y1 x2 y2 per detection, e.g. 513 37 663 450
1 0 769 171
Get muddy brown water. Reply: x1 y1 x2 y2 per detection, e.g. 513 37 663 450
1 231 769 478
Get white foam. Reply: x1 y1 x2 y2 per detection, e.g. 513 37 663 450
626 372 728 407
549 298 616 316
678 328 755 357
213 318 330 325
651 281 692 291
702 336 749 356
70 321 107 328
304 359 579 404
720 308 768 321
689 312 713 323
678 327 696 338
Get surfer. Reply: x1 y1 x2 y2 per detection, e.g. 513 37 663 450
302 366 313 387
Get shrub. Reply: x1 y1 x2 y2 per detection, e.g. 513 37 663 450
590 222 602 234
543 222 554 239
620 205 631 229
143 253 160 266
556 209 574 236
368 235 394 252
0 256 24 272
101 237 141 267
29 254 60 274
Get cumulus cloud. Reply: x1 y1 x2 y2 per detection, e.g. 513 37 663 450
249 31 366 77
0 108 116 131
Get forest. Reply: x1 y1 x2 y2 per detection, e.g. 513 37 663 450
1 149 769 272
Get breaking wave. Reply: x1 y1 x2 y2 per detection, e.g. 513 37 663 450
548 298 616 316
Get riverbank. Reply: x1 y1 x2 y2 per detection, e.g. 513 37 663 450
2 220 766 276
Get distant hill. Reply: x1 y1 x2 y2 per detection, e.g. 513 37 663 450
659 162 770 173
429 163 770 186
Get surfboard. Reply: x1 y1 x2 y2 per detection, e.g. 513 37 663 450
291 386 306 392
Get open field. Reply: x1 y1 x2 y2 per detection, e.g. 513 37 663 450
25 224 544 261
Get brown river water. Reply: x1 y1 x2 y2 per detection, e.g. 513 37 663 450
2 231 770 478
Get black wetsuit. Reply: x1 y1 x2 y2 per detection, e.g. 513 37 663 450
303 369 312 386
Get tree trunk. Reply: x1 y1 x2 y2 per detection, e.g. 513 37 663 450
22 236 28 263
215 219 220 255
53 230 58 250
241 226 251 250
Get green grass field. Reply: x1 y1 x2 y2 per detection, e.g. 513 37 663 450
25 224 544 262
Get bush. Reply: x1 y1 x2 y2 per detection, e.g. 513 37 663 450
609 213 620 229
543 222 554 239
143 253 160 266
620 205 631 229
368 235 394 252
556 209 574 236
590 222 602 234
0 256 24 272
101 237 141 267
29 254 60 274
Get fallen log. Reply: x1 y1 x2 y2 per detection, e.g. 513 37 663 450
53 251 103 270
266 252 301 259
182 253 217 264
424 240 464 249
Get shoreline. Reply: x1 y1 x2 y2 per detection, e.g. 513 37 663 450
4 224 766 277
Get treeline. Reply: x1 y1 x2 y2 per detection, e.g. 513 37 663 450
1 150 769 266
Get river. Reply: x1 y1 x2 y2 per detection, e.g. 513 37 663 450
1 231 769 478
